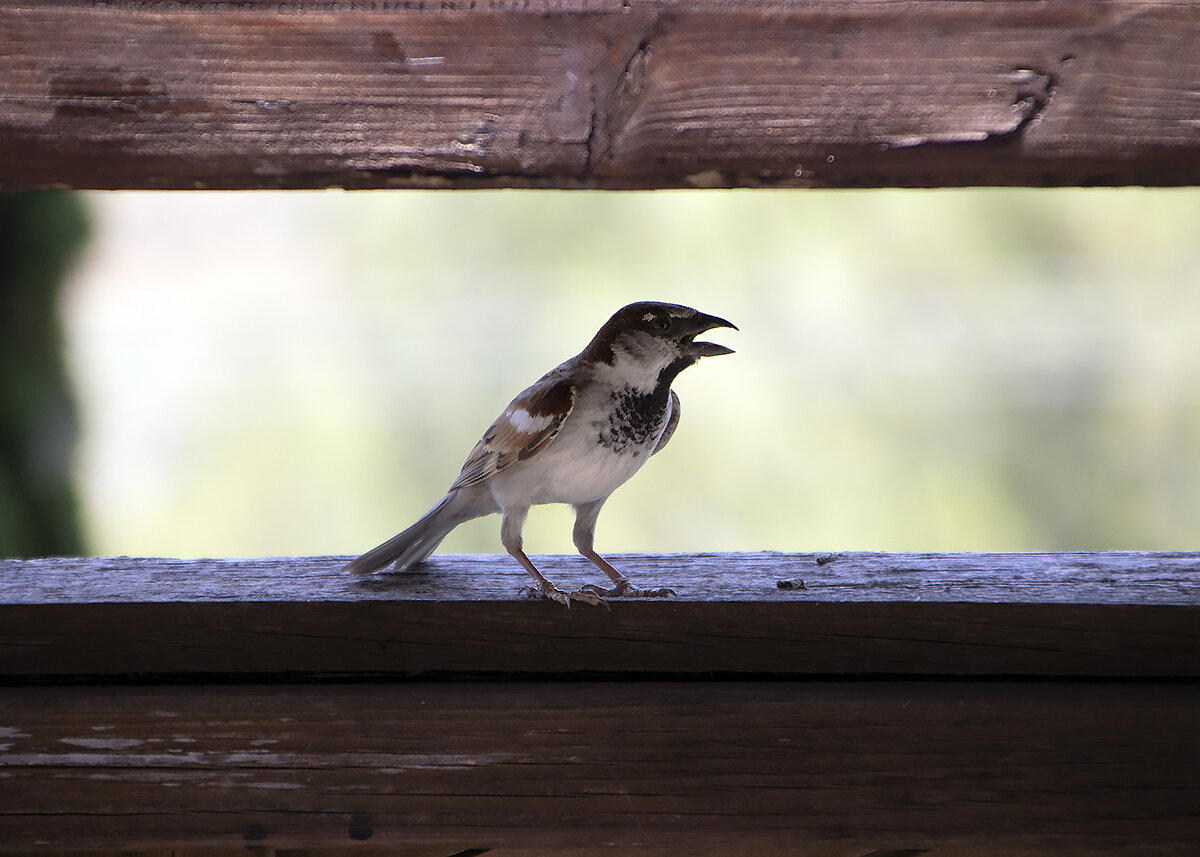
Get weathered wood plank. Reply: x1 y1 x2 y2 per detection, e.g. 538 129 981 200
1 852 1170 857
2 851 1162 857
1 553 1197 677
0 852 1167 857
1 0 1198 189
0 682 1196 852
7 552 1198 604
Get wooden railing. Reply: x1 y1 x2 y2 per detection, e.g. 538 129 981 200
2 1 1198 853
2 0 1199 190
2 552 1197 854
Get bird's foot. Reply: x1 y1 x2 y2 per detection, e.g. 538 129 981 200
579 578 676 599
520 583 608 608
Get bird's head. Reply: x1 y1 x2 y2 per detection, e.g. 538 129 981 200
583 301 737 389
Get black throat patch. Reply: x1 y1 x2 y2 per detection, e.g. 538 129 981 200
596 358 691 454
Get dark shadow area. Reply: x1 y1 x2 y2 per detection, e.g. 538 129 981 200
0 192 89 558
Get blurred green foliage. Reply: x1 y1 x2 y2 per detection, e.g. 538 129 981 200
67 189 1199 564
0 192 89 558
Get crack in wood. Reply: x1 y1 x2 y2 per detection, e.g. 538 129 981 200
591 23 655 174
993 65 1059 143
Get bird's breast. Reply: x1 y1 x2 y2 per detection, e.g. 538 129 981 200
488 387 668 508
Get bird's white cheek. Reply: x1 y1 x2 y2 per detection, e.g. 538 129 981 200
598 337 675 393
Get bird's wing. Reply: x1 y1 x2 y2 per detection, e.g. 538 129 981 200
450 372 576 490
652 389 681 455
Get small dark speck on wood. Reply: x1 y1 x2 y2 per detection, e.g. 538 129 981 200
347 812 373 841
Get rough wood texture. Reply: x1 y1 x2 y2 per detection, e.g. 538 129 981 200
0 682 1196 852
1 0 1198 189
8 552 1198 604
2 552 1197 677
1 851 1163 857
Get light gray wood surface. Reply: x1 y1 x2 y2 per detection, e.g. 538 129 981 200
5 551 1197 604
2 553 1196 677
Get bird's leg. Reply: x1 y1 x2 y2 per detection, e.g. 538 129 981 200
572 501 675 599
501 508 605 607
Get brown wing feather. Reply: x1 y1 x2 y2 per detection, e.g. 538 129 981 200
450 372 576 490
652 389 680 455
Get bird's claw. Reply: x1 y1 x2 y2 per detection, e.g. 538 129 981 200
520 584 608 608
579 580 676 599
566 588 609 608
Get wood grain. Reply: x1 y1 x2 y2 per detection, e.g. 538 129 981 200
2 553 1197 678
7 552 1199 605
2 851 1164 857
0 851 1171 857
2 851 1167 857
1 1 1198 189
0 682 1196 852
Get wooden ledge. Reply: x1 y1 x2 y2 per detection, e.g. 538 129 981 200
2 554 1197 852
0 680 1197 853
3 552 1197 678
2 0 1199 189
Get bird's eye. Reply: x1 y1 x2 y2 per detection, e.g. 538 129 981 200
653 318 671 332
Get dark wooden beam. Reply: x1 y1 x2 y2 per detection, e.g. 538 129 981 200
1 681 1196 852
1 0 1198 189
3 552 1197 678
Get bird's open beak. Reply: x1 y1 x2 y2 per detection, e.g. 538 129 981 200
681 313 738 358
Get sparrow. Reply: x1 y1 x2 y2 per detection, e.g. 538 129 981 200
342 301 737 606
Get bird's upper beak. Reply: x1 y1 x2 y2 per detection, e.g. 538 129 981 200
681 312 738 358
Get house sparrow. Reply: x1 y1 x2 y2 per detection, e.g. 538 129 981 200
342 301 737 606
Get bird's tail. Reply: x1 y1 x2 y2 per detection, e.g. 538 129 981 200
341 489 481 575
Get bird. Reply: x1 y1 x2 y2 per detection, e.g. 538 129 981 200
342 301 737 606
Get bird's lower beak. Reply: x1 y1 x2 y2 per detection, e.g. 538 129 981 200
682 313 738 358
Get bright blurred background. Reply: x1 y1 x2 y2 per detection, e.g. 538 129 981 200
22 189 1200 557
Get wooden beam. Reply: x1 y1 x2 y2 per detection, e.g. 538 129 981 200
3 552 1197 678
1 0 1198 189
1 681 1196 852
